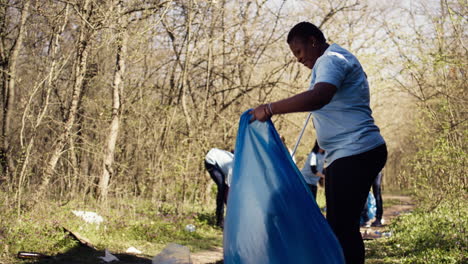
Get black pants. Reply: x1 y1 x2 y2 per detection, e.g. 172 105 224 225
361 172 383 222
325 144 387 264
307 184 318 199
373 172 383 220
205 161 228 227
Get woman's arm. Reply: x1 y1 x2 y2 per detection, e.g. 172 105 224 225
251 82 337 122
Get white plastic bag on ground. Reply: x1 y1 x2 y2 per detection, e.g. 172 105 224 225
152 243 192 264
71 210 104 224
126 246 142 254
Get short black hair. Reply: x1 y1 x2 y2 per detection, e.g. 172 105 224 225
287 22 326 44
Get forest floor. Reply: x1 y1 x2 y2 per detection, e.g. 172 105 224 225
189 194 416 264
360 195 414 240
23 194 414 264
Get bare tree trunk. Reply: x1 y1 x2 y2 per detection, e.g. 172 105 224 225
68 134 79 197
200 2 216 125
38 0 92 196
179 0 194 135
15 2 70 205
99 1 127 201
1 0 30 180
0 2 7 181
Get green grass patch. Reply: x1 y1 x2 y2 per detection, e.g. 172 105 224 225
366 201 467 264
316 187 326 209
0 193 223 263
3 190 466 264
382 198 407 209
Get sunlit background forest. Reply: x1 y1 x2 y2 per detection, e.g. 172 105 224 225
0 0 466 263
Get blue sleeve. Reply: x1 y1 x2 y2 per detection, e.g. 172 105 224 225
314 53 348 89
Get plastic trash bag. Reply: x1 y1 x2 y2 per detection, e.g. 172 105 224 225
126 246 142 254
360 192 376 225
99 249 119 262
152 243 192 264
224 111 344 264
367 192 377 220
71 210 104 224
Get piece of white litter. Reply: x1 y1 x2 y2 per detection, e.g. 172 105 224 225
152 243 192 264
184 224 196 232
99 249 119 262
126 246 142 254
71 210 104 224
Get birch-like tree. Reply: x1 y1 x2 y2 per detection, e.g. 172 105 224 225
0 0 30 181
38 0 95 196
98 0 127 201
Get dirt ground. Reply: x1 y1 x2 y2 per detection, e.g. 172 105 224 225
359 195 414 240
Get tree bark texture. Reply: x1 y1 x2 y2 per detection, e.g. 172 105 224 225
99 1 127 201
1 0 30 179
39 0 92 196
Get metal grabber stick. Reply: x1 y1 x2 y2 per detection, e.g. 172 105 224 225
291 112 313 158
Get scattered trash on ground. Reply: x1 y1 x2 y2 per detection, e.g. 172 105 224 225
71 210 104 224
185 224 196 232
99 249 119 262
362 228 393 240
17 251 50 259
126 246 142 254
382 231 392 237
152 243 192 264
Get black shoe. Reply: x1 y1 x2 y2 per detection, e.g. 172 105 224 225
371 219 383 227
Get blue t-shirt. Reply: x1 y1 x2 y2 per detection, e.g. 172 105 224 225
309 44 385 166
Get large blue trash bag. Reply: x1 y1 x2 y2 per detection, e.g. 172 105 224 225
223 111 345 264
367 192 377 220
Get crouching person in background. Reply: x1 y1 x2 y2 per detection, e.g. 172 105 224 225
204 148 234 228
300 140 325 199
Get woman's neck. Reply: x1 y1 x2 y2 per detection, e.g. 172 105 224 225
319 43 330 56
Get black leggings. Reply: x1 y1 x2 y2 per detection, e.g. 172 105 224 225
361 171 383 221
205 161 228 227
325 144 387 264
373 172 383 220
307 184 318 199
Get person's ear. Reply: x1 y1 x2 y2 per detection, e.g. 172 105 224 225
308 36 318 48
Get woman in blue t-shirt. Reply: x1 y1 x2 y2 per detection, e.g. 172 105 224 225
250 22 387 264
